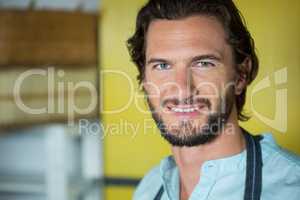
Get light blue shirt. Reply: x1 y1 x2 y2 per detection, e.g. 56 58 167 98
133 133 300 200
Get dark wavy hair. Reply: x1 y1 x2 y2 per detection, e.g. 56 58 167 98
127 0 259 121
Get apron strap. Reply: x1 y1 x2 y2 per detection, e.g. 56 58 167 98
243 130 263 200
154 185 164 200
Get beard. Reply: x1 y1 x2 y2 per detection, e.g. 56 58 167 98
146 87 235 147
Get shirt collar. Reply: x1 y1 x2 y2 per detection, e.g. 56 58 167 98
159 133 277 197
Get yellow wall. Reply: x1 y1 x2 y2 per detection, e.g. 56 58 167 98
99 0 300 199
236 0 300 152
100 0 169 199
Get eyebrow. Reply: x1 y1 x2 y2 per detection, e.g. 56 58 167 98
190 54 222 63
146 58 170 65
146 54 222 65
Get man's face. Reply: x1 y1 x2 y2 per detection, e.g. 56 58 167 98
143 16 237 147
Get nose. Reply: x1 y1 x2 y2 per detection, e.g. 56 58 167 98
173 67 195 102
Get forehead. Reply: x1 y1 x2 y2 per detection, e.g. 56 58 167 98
145 15 230 60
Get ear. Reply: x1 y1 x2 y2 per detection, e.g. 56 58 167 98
235 57 252 95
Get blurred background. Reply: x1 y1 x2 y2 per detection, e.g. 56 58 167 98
0 0 299 200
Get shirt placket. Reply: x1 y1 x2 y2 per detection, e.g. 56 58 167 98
189 161 219 200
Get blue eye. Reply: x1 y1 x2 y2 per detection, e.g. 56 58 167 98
194 61 215 68
153 63 170 70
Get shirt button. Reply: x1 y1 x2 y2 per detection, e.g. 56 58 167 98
208 164 215 168
207 162 216 168
202 163 219 177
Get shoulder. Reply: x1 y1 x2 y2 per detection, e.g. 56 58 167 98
133 165 162 200
260 133 300 168
260 133 300 193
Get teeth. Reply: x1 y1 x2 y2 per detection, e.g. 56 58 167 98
171 107 197 113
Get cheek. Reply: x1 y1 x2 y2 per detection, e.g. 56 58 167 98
193 76 222 98
192 68 234 96
193 76 234 112
144 75 173 103
143 82 162 109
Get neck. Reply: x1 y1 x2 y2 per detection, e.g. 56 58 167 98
172 112 246 199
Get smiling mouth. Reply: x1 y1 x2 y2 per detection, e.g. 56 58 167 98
166 104 208 117
161 97 211 117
